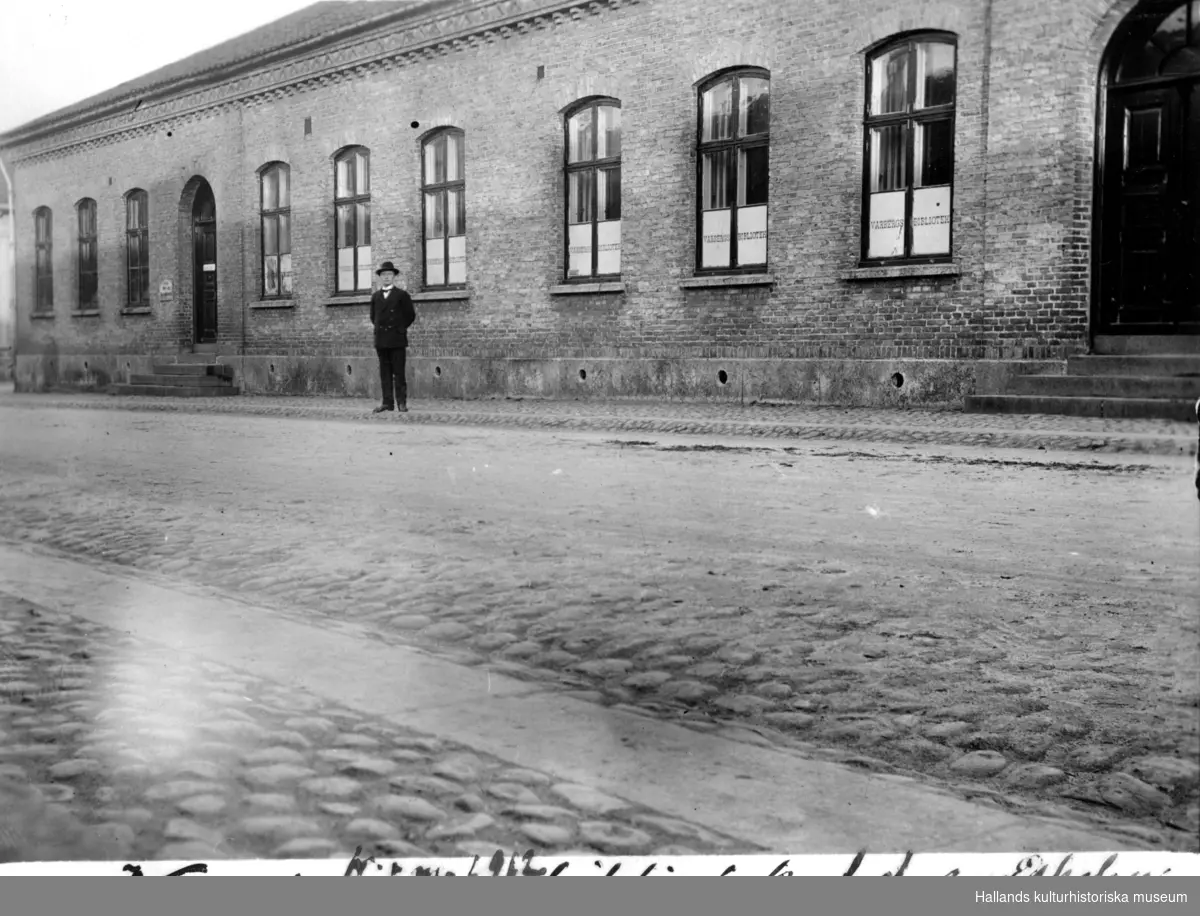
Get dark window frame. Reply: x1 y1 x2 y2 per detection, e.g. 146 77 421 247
563 97 622 282
76 198 98 309
860 32 958 266
125 189 150 307
259 162 293 299
333 146 372 294
33 206 53 312
694 68 770 275
420 128 467 290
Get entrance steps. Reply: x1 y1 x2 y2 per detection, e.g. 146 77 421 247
965 353 1200 421
110 353 240 398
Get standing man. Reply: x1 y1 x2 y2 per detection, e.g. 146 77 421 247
370 260 416 414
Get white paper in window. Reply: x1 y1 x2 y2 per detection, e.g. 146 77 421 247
736 205 767 266
357 245 372 291
568 223 592 278
597 220 620 275
280 254 293 295
911 186 951 256
337 247 354 292
701 209 731 269
426 239 445 286
867 191 906 259
448 235 466 285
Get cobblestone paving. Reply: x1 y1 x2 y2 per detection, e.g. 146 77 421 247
0 592 748 863
0 407 1195 853
0 389 1194 457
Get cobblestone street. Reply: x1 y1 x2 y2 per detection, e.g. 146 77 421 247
0 399 1196 860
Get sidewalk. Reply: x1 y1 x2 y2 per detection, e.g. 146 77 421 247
0 386 1196 457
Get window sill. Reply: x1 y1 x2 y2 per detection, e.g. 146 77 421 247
120 307 152 315
71 309 101 317
30 311 55 320
840 263 960 281
413 289 471 302
324 294 372 307
679 274 775 289
250 300 296 310
550 282 625 296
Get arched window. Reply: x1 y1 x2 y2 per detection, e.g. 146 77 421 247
565 99 621 279
260 163 292 297
33 207 53 312
76 198 97 309
334 147 371 293
862 34 957 263
125 189 149 307
422 129 466 288
697 70 769 272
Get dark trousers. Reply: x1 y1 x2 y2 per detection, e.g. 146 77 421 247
376 346 407 408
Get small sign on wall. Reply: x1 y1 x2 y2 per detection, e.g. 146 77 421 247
158 279 174 301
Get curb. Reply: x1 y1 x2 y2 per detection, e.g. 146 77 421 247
1 394 1194 458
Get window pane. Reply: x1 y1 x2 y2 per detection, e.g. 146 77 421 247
264 256 280 296
356 245 371 290
336 204 354 247
739 77 770 136
81 239 96 272
737 145 768 206
568 222 592 277
447 188 465 237
426 238 445 286
597 106 621 158
447 235 466 285
870 46 909 115
568 108 594 163
337 246 354 291
702 79 734 141
599 167 620 221
915 42 955 109
336 157 352 197
911 186 951 256
279 167 290 207
425 191 444 239
279 212 291 255
263 169 278 210
356 151 369 194
447 132 463 181
357 202 371 246
263 215 278 256
127 233 140 268
81 269 97 307
870 124 907 192
424 140 438 185
701 208 731 268
36 210 48 240
568 170 593 224
702 149 732 210
915 119 953 186
867 190 906 259
597 219 620 275
127 197 139 230
737 204 767 266
280 253 293 295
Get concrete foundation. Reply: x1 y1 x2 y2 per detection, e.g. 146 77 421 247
12 352 1066 407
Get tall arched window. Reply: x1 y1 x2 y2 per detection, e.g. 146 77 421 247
697 70 769 272
862 34 957 263
76 198 97 309
260 163 292 298
334 147 371 293
422 129 466 288
33 207 53 312
565 99 621 279
125 189 149 307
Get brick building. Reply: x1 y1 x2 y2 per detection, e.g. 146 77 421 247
0 0 1196 407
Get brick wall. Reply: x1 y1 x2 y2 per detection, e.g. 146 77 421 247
0 0 1149 393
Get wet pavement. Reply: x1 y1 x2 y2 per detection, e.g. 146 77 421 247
0 400 1196 859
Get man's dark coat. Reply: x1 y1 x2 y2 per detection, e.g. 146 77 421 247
370 287 416 348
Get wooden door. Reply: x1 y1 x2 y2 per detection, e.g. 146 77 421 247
193 187 218 343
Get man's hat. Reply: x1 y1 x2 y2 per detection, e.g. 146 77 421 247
376 261 399 275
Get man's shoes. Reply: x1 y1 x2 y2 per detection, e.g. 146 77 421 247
397 405 409 413
373 405 394 414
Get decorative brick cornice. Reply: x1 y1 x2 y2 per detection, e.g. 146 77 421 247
3 0 638 166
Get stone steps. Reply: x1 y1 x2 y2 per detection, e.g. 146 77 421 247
109 384 241 398
112 355 240 397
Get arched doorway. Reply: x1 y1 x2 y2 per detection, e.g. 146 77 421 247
1096 1 1200 338
192 181 217 343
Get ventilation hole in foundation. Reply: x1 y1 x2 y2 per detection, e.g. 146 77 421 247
83 362 89 370
167 131 173 137
578 368 587 381
410 120 420 129
717 369 728 385
125 362 130 369
346 364 352 375
434 366 442 377
891 372 905 389
537 65 545 80
270 364 275 374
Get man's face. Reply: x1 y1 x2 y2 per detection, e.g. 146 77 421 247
379 271 396 286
